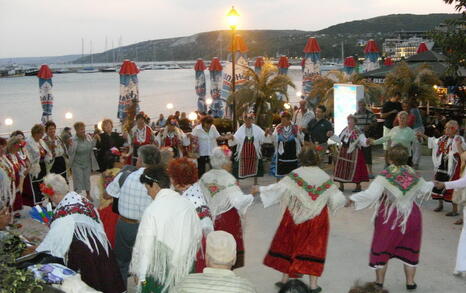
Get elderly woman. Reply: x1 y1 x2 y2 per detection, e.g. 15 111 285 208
157 117 189 158
349 145 434 290
69 122 99 199
191 115 228 176
43 121 68 179
95 118 125 172
269 111 303 178
0 137 14 207
168 157 214 272
252 145 346 293
130 166 202 292
36 174 124 293
199 146 254 268
331 114 369 192
127 112 156 166
25 124 51 205
6 137 27 212
368 111 417 166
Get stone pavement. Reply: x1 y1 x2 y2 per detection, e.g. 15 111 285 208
234 147 465 293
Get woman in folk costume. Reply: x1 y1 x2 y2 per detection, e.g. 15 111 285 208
43 121 68 180
269 111 303 178
127 112 156 165
418 120 465 217
349 145 434 291
157 117 190 158
6 137 27 213
434 151 466 275
252 145 346 293
25 124 52 205
331 114 369 192
0 138 14 208
36 174 125 293
130 166 202 293
167 157 214 273
199 146 254 268
229 113 265 183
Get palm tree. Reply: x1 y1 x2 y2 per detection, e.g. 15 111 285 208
228 61 295 128
384 62 442 104
307 70 383 112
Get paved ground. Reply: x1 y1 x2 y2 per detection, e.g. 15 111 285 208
235 147 465 293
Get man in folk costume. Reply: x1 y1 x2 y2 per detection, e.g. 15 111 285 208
349 145 434 290
228 113 265 184
127 112 156 165
419 120 465 216
157 118 190 158
330 114 369 192
130 166 202 293
252 146 346 293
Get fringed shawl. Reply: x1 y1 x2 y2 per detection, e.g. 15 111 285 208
36 192 110 260
130 189 202 292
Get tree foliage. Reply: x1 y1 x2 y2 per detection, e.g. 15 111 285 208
227 62 295 129
384 62 442 104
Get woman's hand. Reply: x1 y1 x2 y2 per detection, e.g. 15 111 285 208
434 180 445 190
250 185 260 196
344 198 354 208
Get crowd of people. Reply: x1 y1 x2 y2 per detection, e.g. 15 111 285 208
0 95 465 293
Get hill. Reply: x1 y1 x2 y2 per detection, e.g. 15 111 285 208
70 13 459 63
0 54 81 66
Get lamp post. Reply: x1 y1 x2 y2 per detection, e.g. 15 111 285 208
227 6 239 130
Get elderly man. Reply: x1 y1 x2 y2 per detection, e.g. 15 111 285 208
106 144 161 287
174 231 256 293
293 99 315 129
419 120 465 216
354 100 378 177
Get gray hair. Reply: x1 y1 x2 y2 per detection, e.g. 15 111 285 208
43 173 69 195
206 231 236 267
210 147 230 169
446 120 459 129
137 145 161 166
397 111 408 118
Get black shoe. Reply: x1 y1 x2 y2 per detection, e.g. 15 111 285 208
309 286 322 293
352 188 362 193
275 282 285 289
374 282 383 288
406 283 417 290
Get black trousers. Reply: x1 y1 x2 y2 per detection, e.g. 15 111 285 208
197 156 211 177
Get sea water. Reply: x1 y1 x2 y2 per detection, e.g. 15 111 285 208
0 68 304 135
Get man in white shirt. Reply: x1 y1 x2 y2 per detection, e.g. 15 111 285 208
106 144 161 287
293 99 315 129
174 231 256 293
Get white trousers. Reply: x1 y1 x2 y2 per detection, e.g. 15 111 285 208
455 206 466 273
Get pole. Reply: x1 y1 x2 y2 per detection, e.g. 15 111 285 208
231 29 236 131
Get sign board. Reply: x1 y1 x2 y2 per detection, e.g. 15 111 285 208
333 84 364 135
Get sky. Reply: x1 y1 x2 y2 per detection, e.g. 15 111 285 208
0 0 458 58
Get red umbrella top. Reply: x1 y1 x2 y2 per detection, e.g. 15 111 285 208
300 58 306 68
209 57 223 71
37 64 53 79
364 39 379 53
384 57 394 66
416 42 429 54
303 37 321 53
278 56 290 68
119 60 140 75
229 34 249 53
194 59 206 71
254 56 265 68
344 56 356 67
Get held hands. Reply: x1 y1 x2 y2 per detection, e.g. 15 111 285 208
326 131 334 137
434 181 445 190
250 185 260 196
344 199 354 208
366 138 374 145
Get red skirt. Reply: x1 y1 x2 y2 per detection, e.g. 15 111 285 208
214 208 244 269
264 207 329 277
370 202 422 268
239 140 258 178
98 205 119 248
334 147 369 183
195 235 207 273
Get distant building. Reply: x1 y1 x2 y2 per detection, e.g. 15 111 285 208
382 31 433 61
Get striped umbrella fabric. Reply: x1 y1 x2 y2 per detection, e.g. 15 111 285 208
194 59 207 113
302 37 321 100
209 57 223 117
254 56 264 73
343 56 356 75
277 55 290 101
383 57 394 66
118 60 140 121
361 39 380 73
37 65 54 124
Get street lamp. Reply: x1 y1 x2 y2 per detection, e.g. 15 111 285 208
205 97 213 106
4 118 13 126
227 6 239 130
65 112 73 120
166 103 174 110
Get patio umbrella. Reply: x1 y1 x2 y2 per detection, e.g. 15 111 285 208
277 55 290 101
383 57 394 66
118 60 140 121
343 56 356 75
37 65 54 124
209 57 223 117
254 56 264 73
194 59 207 113
362 39 380 72
302 37 321 99
416 42 429 54
222 34 249 118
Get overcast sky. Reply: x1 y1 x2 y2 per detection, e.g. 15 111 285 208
0 0 457 58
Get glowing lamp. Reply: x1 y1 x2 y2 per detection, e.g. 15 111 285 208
4 118 13 126
206 97 213 105
65 112 73 120
296 91 302 98
227 6 240 30
284 103 291 110
166 103 174 110
188 112 197 121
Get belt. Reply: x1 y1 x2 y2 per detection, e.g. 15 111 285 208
119 215 139 224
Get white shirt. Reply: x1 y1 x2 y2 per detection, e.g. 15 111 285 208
293 108 315 128
192 124 220 156
106 168 152 220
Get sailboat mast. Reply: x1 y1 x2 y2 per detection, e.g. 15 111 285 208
341 41 344 64
81 38 84 63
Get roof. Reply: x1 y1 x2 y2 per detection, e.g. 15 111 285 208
406 50 447 62
362 62 463 78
